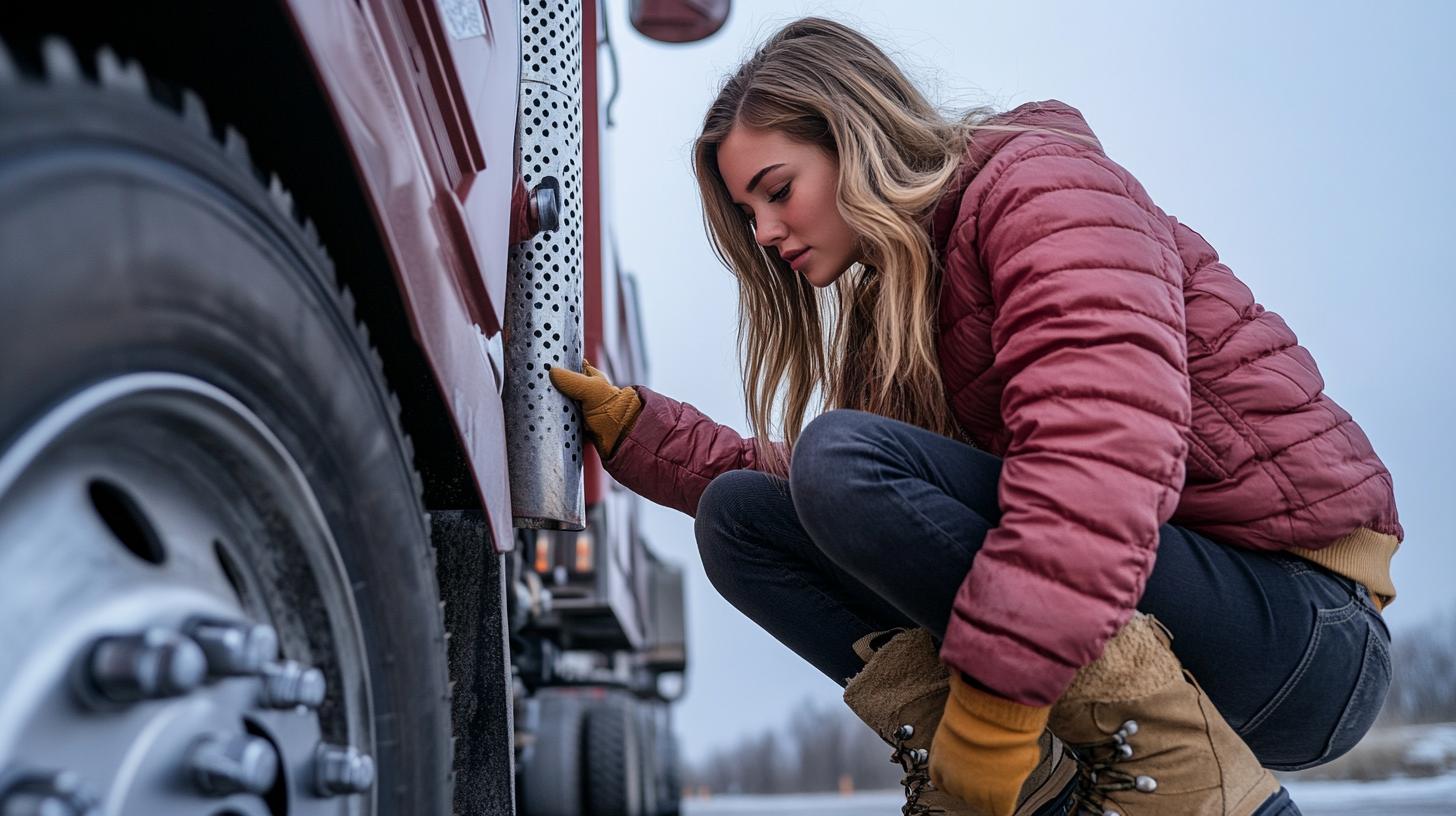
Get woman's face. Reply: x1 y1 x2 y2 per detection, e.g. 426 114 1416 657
717 124 860 288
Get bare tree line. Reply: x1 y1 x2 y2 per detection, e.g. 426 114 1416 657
681 604 1456 795
1378 603 1456 726
681 695 904 795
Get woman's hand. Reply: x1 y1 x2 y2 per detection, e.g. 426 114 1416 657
929 672 1050 816
548 361 642 459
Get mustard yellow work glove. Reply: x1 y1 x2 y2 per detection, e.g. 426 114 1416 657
548 361 642 459
929 672 1051 816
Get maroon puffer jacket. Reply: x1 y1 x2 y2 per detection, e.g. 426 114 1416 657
601 101 1401 706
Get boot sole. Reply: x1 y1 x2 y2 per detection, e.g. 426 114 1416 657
1016 749 1081 816
1250 786 1302 816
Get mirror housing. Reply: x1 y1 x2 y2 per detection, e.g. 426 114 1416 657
629 0 729 44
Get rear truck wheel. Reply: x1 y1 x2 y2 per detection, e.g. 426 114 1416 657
517 689 585 816
658 726 683 816
647 705 681 816
0 39 453 814
584 692 645 816
635 703 660 816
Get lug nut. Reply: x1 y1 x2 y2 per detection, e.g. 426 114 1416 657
81 628 206 706
315 744 376 796
190 733 279 796
0 770 99 816
188 619 278 677
259 660 326 709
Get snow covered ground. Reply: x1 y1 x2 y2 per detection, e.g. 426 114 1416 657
682 773 1456 815
1282 773 1456 815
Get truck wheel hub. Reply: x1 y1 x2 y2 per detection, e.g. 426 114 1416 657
0 373 375 814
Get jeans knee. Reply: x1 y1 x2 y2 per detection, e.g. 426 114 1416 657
694 469 768 594
792 410 879 539
790 409 878 533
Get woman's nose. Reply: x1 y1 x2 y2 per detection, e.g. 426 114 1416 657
753 217 786 247
751 224 786 250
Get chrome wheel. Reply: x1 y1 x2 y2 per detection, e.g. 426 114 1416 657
0 373 375 814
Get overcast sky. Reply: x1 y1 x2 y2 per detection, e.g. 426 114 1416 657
598 0 1455 763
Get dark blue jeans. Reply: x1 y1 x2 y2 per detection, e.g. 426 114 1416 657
694 409 1391 771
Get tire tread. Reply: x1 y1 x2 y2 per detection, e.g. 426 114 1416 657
586 694 643 816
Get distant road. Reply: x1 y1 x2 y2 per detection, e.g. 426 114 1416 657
683 774 1456 815
683 790 914 816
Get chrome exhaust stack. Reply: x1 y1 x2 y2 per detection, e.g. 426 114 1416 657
503 0 587 530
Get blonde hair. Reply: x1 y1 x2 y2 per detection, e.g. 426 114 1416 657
693 17 990 474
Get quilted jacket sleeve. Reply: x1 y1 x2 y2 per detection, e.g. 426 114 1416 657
601 385 774 517
941 138 1192 707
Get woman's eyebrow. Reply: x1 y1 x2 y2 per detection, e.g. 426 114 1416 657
745 163 784 194
732 163 785 207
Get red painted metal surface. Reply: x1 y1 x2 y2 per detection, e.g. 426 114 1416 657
280 0 518 553
582 0 651 511
582 0 606 508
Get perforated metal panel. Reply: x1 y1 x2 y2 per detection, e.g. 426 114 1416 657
504 0 586 530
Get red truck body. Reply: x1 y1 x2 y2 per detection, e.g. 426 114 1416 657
278 0 716 554
284 0 531 555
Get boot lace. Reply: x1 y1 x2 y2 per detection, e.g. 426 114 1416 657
890 724 944 816
1069 719 1158 816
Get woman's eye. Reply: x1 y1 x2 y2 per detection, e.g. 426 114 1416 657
768 183 790 203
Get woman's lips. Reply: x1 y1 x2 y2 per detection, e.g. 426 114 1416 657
786 248 811 271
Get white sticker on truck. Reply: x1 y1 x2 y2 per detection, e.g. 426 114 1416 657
438 0 487 40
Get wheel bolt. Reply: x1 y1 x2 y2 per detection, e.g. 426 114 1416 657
259 660 326 709
314 744 375 796
188 618 278 677
0 770 99 816
81 628 206 706
190 733 279 796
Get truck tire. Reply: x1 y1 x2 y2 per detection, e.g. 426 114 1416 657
585 693 645 816
636 703 660 816
0 40 452 814
658 723 683 816
518 689 586 816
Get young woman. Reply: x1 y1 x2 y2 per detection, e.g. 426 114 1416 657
553 17 1397 816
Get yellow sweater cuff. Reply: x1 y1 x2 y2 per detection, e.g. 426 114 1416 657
949 672 1051 733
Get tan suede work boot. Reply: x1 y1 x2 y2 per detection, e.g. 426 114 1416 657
1048 613 1289 815
843 628 1079 816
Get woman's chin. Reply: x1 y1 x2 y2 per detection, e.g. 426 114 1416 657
805 261 851 288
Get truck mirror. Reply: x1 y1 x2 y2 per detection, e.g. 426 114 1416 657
629 0 730 43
